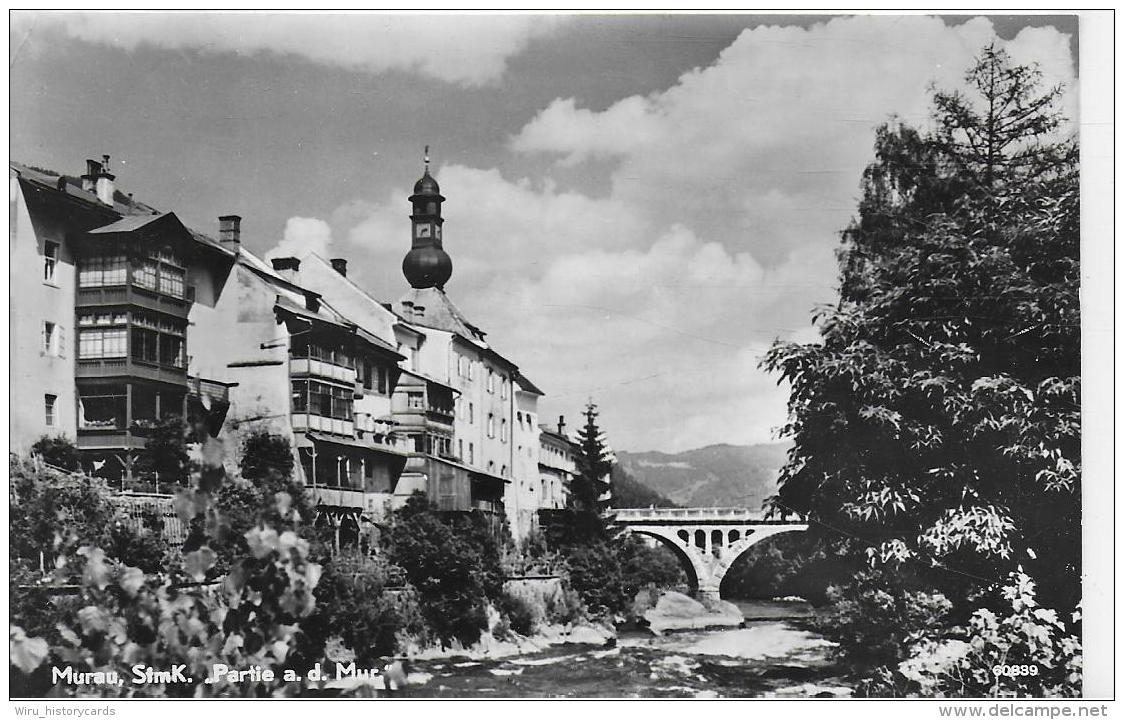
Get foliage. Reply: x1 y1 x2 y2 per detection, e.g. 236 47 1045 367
383 494 505 647
186 432 322 572
561 542 628 620
496 591 538 637
307 550 426 664
616 535 687 595
9 439 325 697
815 568 954 672
31 435 81 471
608 465 678 508
9 457 166 575
761 46 1080 694
239 431 296 483
136 416 193 487
721 531 859 604
763 46 1079 611
570 402 613 517
861 572 1081 698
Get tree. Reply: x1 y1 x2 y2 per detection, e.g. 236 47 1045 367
30 435 80 471
383 494 503 647
136 416 192 487
762 45 1079 691
570 401 613 515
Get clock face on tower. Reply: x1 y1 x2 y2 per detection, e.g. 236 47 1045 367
416 224 432 239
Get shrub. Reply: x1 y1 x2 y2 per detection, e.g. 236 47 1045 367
384 494 506 647
9 439 325 697
30 435 80 471
563 542 628 619
309 550 426 664
496 591 537 637
815 567 953 673
868 571 1082 698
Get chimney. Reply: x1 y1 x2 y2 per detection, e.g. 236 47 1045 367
271 256 301 283
331 258 348 277
557 415 566 435
80 155 116 206
219 215 241 251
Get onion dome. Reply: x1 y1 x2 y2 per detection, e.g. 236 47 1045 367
403 245 453 289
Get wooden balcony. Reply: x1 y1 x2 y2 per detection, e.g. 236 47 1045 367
76 284 190 318
76 357 187 386
289 357 357 384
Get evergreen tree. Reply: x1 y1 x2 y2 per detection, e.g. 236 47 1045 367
570 401 613 515
763 42 1079 622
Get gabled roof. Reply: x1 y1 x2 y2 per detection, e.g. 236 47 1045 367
11 160 232 260
515 372 545 396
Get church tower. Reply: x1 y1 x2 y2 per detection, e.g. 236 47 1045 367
402 147 453 290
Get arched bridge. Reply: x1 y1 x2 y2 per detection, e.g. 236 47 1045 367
614 507 809 601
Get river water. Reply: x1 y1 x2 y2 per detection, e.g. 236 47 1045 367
400 600 853 698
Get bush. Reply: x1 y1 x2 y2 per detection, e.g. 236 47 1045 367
309 550 426 664
563 542 628 619
30 435 80 471
9 439 325 697
863 571 1081 698
384 494 507 647
815 567 953 673
496 591 537 636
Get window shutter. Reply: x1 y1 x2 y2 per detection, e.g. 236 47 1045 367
58 326 66 357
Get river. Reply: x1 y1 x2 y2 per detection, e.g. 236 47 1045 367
398 600 854 698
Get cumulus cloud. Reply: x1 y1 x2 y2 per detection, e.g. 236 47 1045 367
266 216 335 262
263 16 1075 452
29 12 562 86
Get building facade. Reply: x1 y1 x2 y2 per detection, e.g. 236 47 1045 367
10 153 571 546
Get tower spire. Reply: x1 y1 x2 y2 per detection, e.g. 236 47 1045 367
424 144 430 172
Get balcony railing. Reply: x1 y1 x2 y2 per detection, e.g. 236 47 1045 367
291 413 354 437
76 357 186 384
289 357 357 384
76 284 190 317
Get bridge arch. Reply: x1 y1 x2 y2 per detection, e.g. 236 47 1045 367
615 508 809 601
627 528 708 596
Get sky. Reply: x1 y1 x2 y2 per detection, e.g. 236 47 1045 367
9 12 1079 453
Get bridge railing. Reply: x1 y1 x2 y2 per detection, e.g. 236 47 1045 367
612 507 769 521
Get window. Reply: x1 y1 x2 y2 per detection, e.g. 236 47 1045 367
501 418 508 443
468 402 475 424
158 265 185 298
500 377 508 400
487 369 495 393
468 443 474 464
407 392 424 410
292 380 353 420
43 241 59 283
78 328 126 358
134 260 158 290
43 322 55 354
458 439 464 459
44 394 56 426
487 413 495 438
361 360 373 390
78 255 126 287
377 365 388 395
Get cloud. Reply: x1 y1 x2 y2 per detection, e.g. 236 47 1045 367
28 12 562 86
260 16 1075 452
266 216 334 261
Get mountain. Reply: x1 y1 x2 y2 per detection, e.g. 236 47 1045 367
614 442 791 510
608 465 679 508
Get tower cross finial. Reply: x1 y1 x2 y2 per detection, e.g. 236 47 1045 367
424 144 430 171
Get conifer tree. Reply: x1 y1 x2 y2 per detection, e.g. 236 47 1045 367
570 401 613 515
